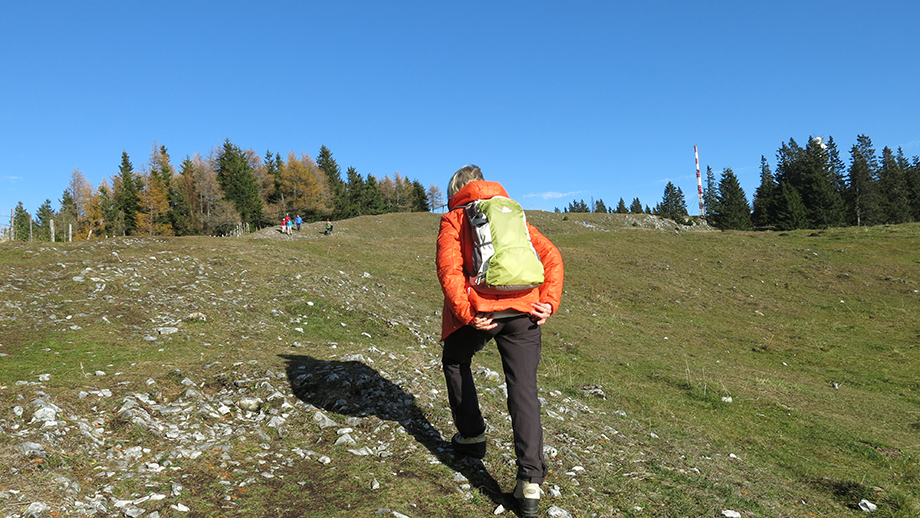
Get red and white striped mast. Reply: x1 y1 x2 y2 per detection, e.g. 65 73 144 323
694 145 705 216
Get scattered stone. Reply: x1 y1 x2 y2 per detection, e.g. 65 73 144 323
237 397 262 412
547 506 573 518
313 411 338 429
858 499 877 512
722 511 742 518
23 502 50 517
17 442 47 458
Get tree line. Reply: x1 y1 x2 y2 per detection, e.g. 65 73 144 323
9 141 440 241
556 134 920 231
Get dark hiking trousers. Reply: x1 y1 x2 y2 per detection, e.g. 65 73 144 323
442 314 546 483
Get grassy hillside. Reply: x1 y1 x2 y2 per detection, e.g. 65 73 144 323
0 213 918 517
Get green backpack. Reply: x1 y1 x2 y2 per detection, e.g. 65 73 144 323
464 197 545 294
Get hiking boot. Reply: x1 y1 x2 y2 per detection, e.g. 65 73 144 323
450 432 486 459
513 479 540 517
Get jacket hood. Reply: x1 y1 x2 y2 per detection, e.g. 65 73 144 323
448 181 509 209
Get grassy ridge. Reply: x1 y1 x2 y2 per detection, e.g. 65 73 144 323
1 213 918 517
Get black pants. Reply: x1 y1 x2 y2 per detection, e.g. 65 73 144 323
442 314 546 483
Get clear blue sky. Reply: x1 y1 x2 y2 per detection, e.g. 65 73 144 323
3 1 919 226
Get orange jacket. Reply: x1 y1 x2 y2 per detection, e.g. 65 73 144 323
437 181 564 341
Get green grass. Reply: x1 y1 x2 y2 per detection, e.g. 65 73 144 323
1 213 919 517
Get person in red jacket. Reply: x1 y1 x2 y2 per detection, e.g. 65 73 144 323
436 164 564 517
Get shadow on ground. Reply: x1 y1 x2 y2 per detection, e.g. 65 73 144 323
279 354 521 514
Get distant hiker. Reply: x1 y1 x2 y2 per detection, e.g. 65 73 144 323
280 214 290 234
436 164 564 517
285 216 294 235
324 219 333 236
295 215 302 231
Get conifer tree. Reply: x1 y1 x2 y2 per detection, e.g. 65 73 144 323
655 182 688 222
878 146 911 224
114 151 142 235
593 199 608 213
410 180 430 212
616 198 629 213
775 183 808 230
59 188 76 240
802 137 845 228
826 136 847 195
710 168 752 230
703 165 717 222
35 200 55 241
316 145 345 217
262 150 284 204
566 199 589 213
169 157 195 236
216 139 264 228
629 198 643 214
12 202 31 241
363 175 387 215
342 166 365 218
846 135 882 226
752 156 778 228
175 157 201 234
95 180 120 237
907 156 920 222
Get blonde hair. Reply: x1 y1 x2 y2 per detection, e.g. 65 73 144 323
447 164 484 198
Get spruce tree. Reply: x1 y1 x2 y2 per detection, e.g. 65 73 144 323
169 159 195 236
316 146 346 217
263 150 283 204
656 182 688 222
711 168 752 230
12 202 31 241
594 199 608 213
629 198 643 214
703 165 717 222
878 146 911 224
615 198 628 213
342 166 364 218
114 151 142 235
363 175 387 215
907 156 920 222
410 180 430 212
96 182 121 237
802 137 845 228
752 156 778 228
216 139 264 228
775 183 808 230
35 200 55 241
846 135 882 226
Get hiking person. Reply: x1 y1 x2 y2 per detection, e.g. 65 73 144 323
295 215 302 231
280 214 289 234
285 216 294 235
324 219 333 236
435 164 564 517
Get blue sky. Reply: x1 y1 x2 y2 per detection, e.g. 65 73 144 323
3 1 919 226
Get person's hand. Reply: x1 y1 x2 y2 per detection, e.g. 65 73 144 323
471 312 497 331
529 302 553 325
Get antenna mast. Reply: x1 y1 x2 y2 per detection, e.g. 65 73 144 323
694 145 705 216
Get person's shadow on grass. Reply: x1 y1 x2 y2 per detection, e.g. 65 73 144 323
279 354 519 514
